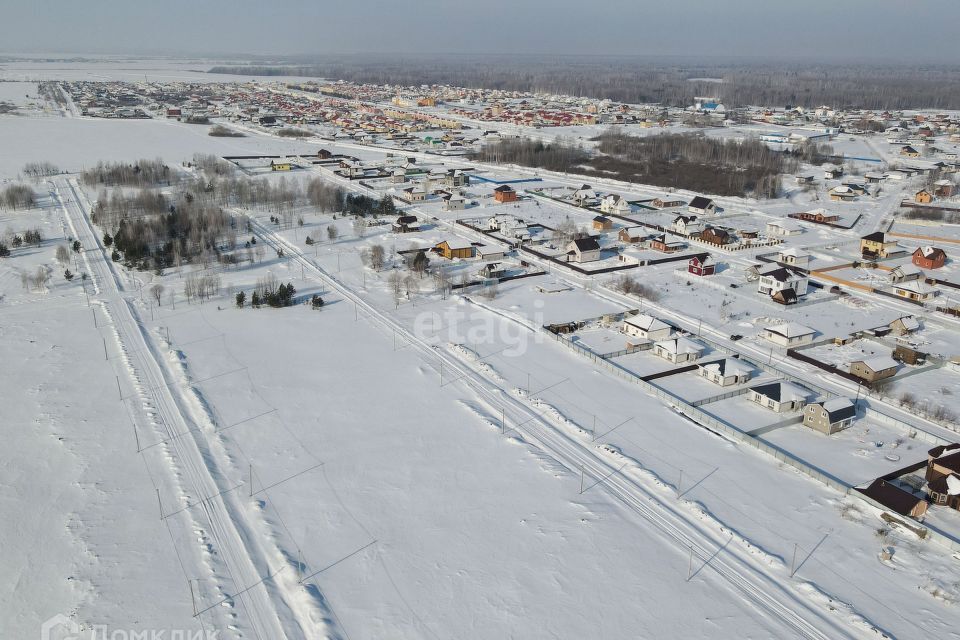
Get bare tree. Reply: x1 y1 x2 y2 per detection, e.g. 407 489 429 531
55 244 70 267
150 283 165 306
369 244 386 271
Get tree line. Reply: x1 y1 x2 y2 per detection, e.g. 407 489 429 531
209 56 960 110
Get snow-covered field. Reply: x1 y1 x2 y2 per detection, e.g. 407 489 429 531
5 59 960 640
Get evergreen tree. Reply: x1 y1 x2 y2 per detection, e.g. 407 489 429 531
235 291 246 308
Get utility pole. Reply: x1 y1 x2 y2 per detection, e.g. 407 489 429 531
790 543 799 577
249 464 253 497
189 580 197 616
116 376 122 400
677 469 683 498
687 546 694 581
92 308 97 328
134 423 140 453
103 337 108 361
501 407 505 434
157 488 163 520
579 465 585 494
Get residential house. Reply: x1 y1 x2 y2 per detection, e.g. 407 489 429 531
762 322 816 347
913 246 947 269
401 185 427 203
700 227 732 246
479 262 507 279
757 266 809 303
900 145 921 158
829 186 857 201
793 209 839 224
445 169 469 187
894 280 940 302
849 356 899 383
749 381 809 413
888 316 920 336
687 196 717 215
600 194 632 215
858 479 928 518
697 358 752 387
392 214 421 233
934 180 955 198
892 344 926 366
803 398 857 435
652 197 684 209
653 336 706 364
618 227 646 244
673 215 704 236
572 184 597 206
915 189 934 204
270 159 292 171
592 215 613 231
766 219 803 237
687 254 716 276
566 237 601 263
435 239 475 260
776 247 811 269
442 194 467 211
889 264 923 283
824 166 843 179
860 232 899 259
475 245 505 261
391 168 407 184
650 234 685 253
493 185 517 203
925 444 960 511
795 174 815 185
622 314 673 342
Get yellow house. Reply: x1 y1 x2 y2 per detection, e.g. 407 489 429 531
860 232 899 258
270 159 292 171
900 145 920 158
435 239 474 260
915 189 933 204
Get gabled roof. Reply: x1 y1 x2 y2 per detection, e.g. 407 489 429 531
689 196 714 209
689 253 713 266
655 336 705 355
915 246 946 260
760 266 805 283
571 237 600 252
862 231 886 242
493 184 515 193
765 322 815 338
698 358 751 378
851 356 898 373
816 397 857 423
750 381 809 403
857 479 925 517
624 313 671 333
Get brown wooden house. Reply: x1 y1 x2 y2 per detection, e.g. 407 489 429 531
493 185 518 203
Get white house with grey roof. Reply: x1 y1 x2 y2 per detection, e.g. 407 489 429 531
749 381 810 413
803 398 857 435
697 358 753 386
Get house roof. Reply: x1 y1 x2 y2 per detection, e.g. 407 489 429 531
624 313 671 333
896 280 938 295
689 253 713 266
891 316 920 331
438 238 473 251
765 322 815 339
857 479 925 517
571 237 600 252
862 231 886 243
493 185 515 193
689 196 714 209
817 397 857 423
761 266 804 283
655 336 705 355
698 358 751 378
750 381 809 403
915 246 946 260
851 356 899 373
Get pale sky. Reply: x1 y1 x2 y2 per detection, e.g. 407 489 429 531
2 0 958 62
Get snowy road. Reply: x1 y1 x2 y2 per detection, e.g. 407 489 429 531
53 177 308 640
250 218 879 640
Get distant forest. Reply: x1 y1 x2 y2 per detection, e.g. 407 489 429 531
209 55 960 110
470 133 806 198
